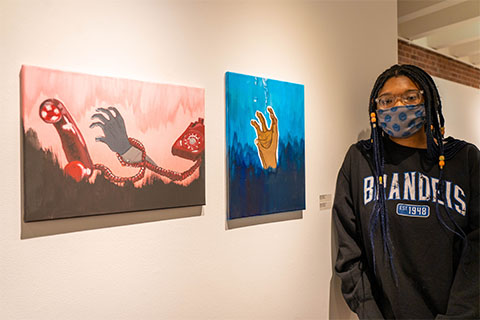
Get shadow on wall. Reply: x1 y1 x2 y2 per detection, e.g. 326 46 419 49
225 210 303 230
357 128 370 141
21 205 203 239
328 129 369 319
329 215 359 320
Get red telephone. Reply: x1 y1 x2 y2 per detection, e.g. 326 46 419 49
39 98 204 184
172 118 205 161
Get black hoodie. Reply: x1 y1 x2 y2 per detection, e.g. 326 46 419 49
333 137 479 319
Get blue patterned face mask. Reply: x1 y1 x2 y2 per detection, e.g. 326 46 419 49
377 104 426 138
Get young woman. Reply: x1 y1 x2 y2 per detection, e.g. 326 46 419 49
333 64 479 319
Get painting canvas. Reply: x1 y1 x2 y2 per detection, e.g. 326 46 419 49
226 72 305 219
22 65 205 222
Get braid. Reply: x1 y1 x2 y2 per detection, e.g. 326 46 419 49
368 70 397 283
366 64 468 283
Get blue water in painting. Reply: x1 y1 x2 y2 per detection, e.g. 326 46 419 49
226 72 305 219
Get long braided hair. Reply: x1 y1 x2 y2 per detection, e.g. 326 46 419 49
365 64 468 284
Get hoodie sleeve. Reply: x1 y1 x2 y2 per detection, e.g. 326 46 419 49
332 146 384 319
435 145 480 319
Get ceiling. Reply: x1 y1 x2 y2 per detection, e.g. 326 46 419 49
398 0 480 68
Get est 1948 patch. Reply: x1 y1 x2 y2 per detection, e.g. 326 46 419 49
396 203 430 218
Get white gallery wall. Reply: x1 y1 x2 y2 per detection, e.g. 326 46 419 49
0 1 398 319
435 77 480 147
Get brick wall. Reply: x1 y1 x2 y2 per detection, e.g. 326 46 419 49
398 39 480 89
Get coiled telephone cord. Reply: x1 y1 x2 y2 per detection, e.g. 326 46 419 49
94 138 201 184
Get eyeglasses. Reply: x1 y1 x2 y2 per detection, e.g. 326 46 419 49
375 90 424 108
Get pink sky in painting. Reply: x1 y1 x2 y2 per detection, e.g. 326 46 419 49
22 65 204 187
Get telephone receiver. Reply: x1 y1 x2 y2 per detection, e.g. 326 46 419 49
39 98 204 182
39 99 94 182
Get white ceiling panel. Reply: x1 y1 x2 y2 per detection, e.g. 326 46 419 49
398 0 480 68
449 39 480 58
425 19 480 49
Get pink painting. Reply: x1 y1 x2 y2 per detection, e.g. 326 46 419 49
21 65 205 221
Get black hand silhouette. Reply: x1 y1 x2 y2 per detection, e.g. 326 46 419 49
90 107 131 155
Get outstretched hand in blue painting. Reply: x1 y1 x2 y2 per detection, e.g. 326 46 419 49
250 106 278 169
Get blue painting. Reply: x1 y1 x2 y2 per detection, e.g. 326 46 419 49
226 72 305 219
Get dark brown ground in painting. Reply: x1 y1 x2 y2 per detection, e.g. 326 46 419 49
23 129 205 222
